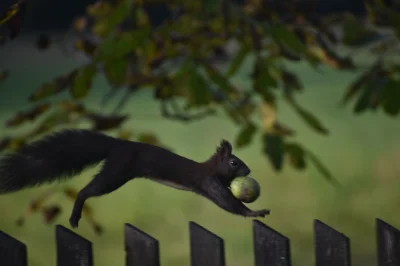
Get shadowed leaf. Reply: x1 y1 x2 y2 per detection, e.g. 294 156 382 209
342 13 379 46
262 133 285 171
272 122 295 137
252 57 278 102
96 30 150 61
288 99 329 135
103 58 128 87
188 68 213 107
86 1 112 18
6 103 51 127
26 109 80 139
0 70 9 83
75 39 98 57
30 70 77 101
271 25 307 54
278 42 302 61
285 142 306 170
70 64 97 99
235 122 257 148
381 79 400 116
249 24 262 51
226 44 249 77
0 137 12 152
56 100 86 114
202 62 237 96
353 78 385 114
86 113 128 131
0 0 26 39
91 0 132 37
0 137 26 151
15 189 56 226
42 205 62 224
306 149 339 186
281 70 303 97
342 60 383 105
203 0 222 15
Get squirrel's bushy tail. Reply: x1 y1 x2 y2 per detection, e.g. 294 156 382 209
0 129 121 194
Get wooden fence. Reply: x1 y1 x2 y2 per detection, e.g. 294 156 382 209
0 219 399 266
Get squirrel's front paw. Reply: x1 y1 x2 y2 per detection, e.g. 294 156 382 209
69 214 81 229
250 209 270 217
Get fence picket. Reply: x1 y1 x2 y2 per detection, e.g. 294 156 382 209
55 225 93 266
0 230 27 266
189 221 225 266
253 220 291 266
376 219 400 266
124 223 160 266
0 219 398 266
314 219 351 266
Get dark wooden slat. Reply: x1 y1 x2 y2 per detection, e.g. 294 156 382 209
253 220 291 266
376 219 400 266
124 223 160 266
0 230 27 266
55 225 93 266
314 220 351 266
189 221 225 266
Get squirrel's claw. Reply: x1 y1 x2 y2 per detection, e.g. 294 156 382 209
69 215 80 229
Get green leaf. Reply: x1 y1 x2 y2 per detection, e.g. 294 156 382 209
306 150 340 187
96 29 150 61
188 69 213 107
289 100 329 135
385 8 400 39
235 122 257 148
71 64 97 99
90 0 132 37
281 71 303 92
226 45 249 77
262 133 285 171
105 0 132 30
353 85 373 114
285 142 306 170
381 79 400 116
203 0 222 15
103 59 128 87
252 57 278 103
271 25 307 54
203 63 235 95
342 14 378 46
29 70 77 101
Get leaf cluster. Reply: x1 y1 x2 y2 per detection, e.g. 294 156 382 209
2 0 400 184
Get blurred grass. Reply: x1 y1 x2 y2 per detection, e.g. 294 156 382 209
0 36 400 266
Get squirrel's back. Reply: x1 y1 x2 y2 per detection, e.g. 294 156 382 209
0 129 122 193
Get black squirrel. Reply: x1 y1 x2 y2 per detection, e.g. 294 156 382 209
0 129 270 228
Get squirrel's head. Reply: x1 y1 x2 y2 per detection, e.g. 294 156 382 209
210 140 251 186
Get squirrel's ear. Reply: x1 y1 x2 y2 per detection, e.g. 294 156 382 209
217 140 232 157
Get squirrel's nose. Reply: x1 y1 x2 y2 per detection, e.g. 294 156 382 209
241 168 251 176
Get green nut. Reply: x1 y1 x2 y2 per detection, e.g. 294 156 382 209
230 176 260 203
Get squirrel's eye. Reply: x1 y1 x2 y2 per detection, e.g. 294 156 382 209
230 159 238 166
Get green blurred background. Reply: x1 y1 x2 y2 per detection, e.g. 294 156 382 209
1 36 400 266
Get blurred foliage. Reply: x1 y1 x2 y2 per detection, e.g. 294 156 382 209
2 0 400 225
0 0 25 40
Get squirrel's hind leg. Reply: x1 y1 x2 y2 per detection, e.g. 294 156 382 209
69 152 134 228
